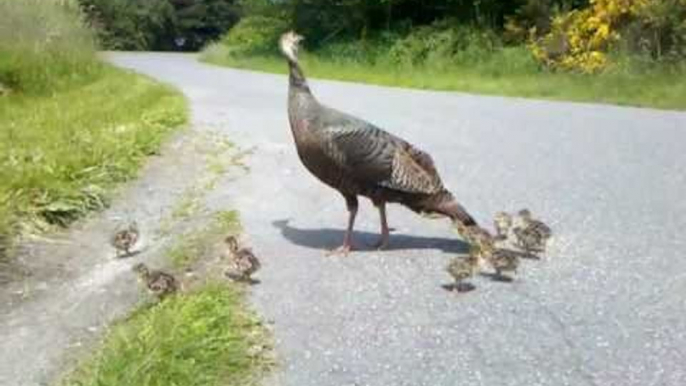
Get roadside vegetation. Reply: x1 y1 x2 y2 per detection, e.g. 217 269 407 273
63 283 271 386
63 210 272 386
200 0 686 110
0 0 186 259
78 0 241 51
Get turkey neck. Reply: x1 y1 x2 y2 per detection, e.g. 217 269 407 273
287 57 316 126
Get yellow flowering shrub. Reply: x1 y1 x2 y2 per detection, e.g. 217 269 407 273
531 0 653 73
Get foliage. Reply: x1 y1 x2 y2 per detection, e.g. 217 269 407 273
218 15 289 55
63 284 269 386
503 0 586 43
0 0 187 260
387 19 502 67
0 68 186 256
79 0 174 50
531 0 686 72
619 0 686 61
202 40 686 110
79 0 240 51
0 0 100 94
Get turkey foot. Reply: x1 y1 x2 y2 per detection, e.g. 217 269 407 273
326 243 353 256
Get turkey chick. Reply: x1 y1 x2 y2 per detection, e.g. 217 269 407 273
111 221 139 258
513 209 552 257
446 254 480 292
224 236 261 283
132 263 179 299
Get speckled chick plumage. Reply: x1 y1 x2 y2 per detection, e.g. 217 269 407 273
111 221 139 257
486 248 520 279
224 236 261 281
493 211 513 243
513 209 552 256
446 254 480 292
132 263 178 298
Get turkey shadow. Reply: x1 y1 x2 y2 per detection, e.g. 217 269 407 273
272 219 469 253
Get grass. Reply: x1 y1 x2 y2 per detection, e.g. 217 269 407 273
201 43 686 111
63 283 270 386
0 0 188 259
0 66 186 255
62 211 271 386
167 210 242 269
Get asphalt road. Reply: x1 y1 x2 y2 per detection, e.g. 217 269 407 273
4 52 685 386
110 53 686 386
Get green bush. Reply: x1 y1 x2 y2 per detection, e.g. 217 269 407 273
619 0 686 61
218 15 289 55
0 0 100 94
79 0 240 51
388 20 502 67
80 0 174 51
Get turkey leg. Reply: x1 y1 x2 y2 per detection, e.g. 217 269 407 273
374 201 390 250
327 194 358 256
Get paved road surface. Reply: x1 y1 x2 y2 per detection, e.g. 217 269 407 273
4 52 686 386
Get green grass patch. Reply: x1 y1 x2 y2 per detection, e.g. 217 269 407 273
167 210 242 269
0 0 99 94
63 283 269 386
0 66 187 256
201 43 686 111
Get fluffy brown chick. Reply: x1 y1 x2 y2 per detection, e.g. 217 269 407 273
132 263 179 299
446 254 480 292
224 236 261 282
513 209 552 257
111 221 139 258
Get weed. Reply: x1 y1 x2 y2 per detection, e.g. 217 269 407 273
63 283 270 386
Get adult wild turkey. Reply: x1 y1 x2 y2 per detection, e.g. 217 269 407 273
279 31 478 255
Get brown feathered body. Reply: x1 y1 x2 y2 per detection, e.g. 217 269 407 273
487 248 520 279
111 221 139 257
224 236 261 281
232 248 261 280
133 263 178 298
513 209 552 255
283 36 476 231
446 254 479 291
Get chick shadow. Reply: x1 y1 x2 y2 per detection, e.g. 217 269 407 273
441 282 476 293
116 249 143 259
272 219 469 254
478 272 515 283
224 272 261 285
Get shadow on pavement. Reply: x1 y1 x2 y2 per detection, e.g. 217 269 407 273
272 219 469 254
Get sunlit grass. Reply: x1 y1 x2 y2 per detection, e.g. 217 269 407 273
0 67 187 256
63 283 270 386
167 210 242 269
201 42 686 111
0 0 187 259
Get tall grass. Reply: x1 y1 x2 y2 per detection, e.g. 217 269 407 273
201 18 686 110
0 0 101 94
63 284 269 386
0 0 187 259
